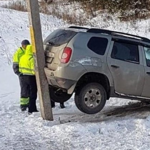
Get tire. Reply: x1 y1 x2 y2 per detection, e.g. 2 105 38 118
49 86 72 103
75 83 107 114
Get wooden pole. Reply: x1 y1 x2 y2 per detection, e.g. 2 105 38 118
26 0 53 121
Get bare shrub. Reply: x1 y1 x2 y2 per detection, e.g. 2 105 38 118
39 0 49 14
45 2 88 25
44 0 53 4
2 0 87 25
2 0 50 13
3 0 27 12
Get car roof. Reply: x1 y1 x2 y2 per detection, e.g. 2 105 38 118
67 26 150 45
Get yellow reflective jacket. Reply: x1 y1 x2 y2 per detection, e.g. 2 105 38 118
19 45 35 75
12 47 25 75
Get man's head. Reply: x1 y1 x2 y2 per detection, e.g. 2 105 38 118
21 40 30 49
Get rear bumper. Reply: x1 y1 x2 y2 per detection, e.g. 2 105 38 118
44 67 76 89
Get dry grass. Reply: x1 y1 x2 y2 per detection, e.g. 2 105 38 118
2 1 27 12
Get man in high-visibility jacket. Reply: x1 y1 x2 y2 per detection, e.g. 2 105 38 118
13 40 30 111
19 45 38 113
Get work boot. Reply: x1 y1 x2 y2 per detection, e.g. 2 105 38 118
32 109 39 112
28 106 38 113
60 103 65 109
28 110 38 114
28 112 32 115
20 105 28 111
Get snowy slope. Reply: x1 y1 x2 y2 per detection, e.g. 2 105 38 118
1 5 150 150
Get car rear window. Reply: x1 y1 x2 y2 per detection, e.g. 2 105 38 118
44 29 77 46
87 37 108 55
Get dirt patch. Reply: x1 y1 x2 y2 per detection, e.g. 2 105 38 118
105 102 150 118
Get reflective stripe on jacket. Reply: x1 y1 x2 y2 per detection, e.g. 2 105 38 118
19 45 35 75
12 47 25 75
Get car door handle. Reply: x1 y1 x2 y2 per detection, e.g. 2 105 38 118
111 65 119 69
146 72 150 75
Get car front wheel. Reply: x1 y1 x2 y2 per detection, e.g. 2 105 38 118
75 83 106 114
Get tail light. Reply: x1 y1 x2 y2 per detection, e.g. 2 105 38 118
61 47 72 63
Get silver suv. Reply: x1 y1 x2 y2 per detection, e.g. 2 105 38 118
44 26 150 114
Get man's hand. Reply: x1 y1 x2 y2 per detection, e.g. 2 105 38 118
18 73 23 77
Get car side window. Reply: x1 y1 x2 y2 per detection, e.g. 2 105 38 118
111 41 139 63
144 46 150 67
87 37 108 55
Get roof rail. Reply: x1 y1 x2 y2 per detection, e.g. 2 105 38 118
87 28 112 34
69 26 89 30
87 28 150 43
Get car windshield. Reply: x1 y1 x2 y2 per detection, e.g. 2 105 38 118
44 29 77 46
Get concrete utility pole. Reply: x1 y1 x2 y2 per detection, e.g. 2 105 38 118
27 0 53 121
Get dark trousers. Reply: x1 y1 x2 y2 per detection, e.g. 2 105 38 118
19 75 37 112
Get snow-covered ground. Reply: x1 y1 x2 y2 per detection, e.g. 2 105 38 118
1 2 150 150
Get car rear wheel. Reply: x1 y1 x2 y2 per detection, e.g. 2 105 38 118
49 86 72 103
75 83 106 114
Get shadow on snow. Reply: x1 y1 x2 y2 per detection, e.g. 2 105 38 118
55 101 150 124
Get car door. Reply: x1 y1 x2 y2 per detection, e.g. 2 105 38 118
107 40 145 96
141 46 150 98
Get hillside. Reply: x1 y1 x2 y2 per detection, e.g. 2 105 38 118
1 1 150 150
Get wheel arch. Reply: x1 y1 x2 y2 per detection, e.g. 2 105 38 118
75 72 111 99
